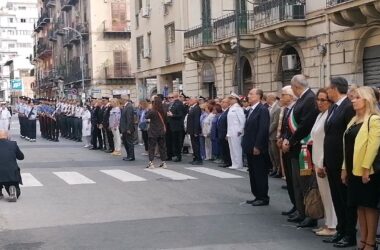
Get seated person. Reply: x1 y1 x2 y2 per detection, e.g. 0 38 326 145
0 130 24 202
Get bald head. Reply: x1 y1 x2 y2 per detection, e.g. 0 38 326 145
0 130 8 139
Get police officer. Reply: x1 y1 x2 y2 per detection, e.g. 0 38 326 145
25 99 37 142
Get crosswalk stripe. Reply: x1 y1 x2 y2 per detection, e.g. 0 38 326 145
186 167 243 179
21 173 43 187
100 169 146 182
53 171 95 185
145 168 197 180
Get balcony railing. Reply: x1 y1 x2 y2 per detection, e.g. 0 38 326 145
55 18 65 35
60 0 78 11
37 38 52 58
103 20 131 37
184 25 213 50
76 23 89 38
48 30 57 42
253 0 306 30
326 0 352 7
105 65 132 79
213 11 254 42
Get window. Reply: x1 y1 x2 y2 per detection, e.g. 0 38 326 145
8 44 15 49
136 36 143 69
111 1 127 31
18 6 26 10
8 18 13 23
165 23 175 44
113 50 128 77
20 19 26 23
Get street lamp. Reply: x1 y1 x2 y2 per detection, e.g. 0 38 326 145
63 26 85 103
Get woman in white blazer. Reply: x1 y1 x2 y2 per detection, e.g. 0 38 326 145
310 88 337 236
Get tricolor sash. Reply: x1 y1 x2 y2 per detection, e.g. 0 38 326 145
288 109 313 176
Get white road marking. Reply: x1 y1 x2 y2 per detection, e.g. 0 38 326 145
186 167 244 179
21 173 43 187
100 169 146 182
53 171 95 185
145 168 197 180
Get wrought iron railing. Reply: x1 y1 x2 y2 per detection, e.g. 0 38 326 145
253 0 306 30
184 25 213 49
37 38 52 56
104 20 131 33
213 11 254 42
105 65 132 79
326 0 352 7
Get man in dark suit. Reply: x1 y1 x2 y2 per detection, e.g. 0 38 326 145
242 89 270 206
282 75 319 228
120 99 135 161
217 98 232 168
0 130 24 202
102 102 114 153
167 92 185 162
90 100 103 150
186 97 202 165
323 77 356 247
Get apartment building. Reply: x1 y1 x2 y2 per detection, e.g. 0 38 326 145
131 0 187 100
0 0 37 102
180 0 380 98
33 0 134 100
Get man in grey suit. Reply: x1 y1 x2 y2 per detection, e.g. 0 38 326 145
120 99 135 161
267 93 281 177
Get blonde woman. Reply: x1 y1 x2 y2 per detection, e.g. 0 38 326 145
202 103 215 160
109 99 122 156
342 86 380 250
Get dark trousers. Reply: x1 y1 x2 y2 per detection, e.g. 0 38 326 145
291 158 313 218
46 117 52 139
1 182 21 198
122 132 135 159
142 130 148 151
327 167 357 236
166 127 173 159
247 152 270 201
218 138 231 165
106 128 114 151
148 136 167 161
283 152 296 206
190 134 201 162
68 117 74 138
171 130 183 159
74 118 82 140
51 118 59 140
91 126 103 148
19 116 27 137
27 119 36 140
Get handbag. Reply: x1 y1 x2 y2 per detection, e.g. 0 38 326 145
367 115 380 173
304 176 324 220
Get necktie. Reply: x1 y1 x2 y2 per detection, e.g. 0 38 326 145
327 104 338 123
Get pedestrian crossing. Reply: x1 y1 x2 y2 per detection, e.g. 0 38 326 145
20 167 244 188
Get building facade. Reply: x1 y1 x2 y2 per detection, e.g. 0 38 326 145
131 0 187 100
0 0 37 102
33 0 135 100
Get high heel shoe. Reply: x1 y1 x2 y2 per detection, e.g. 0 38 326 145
358 241 366 250
365 242 378 250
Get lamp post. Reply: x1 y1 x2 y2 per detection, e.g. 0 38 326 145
235 0 243 95
63 26 85 103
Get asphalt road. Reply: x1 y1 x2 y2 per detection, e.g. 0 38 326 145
0 119 338 250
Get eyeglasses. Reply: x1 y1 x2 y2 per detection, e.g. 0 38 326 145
168 97 174 99
316 98 329 102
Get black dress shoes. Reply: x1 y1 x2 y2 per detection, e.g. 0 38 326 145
287 215 304 223
297 217 317 228
281 206 297 216
218 164 231 168
246 199 257 205
173 157 181 162
123 157 135 161
281 185 288 190
251 200 269 206
322 232 344 244
191 161 203 165
333 236 356 248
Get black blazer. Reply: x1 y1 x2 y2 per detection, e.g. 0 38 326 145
91 106 100 126
0 139 24 184
324 97 355 170
168 99 185 132
120 102 135 134
217 109 229 140
242 103 270 154
186 104 201 135
287 89 318 156
102 106 112 128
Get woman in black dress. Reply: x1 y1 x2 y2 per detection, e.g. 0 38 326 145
342 86 380 250
145 97 167 169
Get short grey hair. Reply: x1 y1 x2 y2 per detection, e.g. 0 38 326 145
282 85 297 99
291 74 308 88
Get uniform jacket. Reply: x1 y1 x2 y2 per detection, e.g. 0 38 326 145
0 139 24 184
242 103 270 154
227 103 246 137
324 97 355 170
168 99 185 132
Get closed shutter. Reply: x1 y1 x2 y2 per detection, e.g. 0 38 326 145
111 1 126 31
113 51 128 77
363 45 380 87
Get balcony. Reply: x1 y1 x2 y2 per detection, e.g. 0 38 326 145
65 58 91 84
326 0 380 27
37 38 52 59
213 11 256 54
63 35 73 48
252 0 306 44
76 23 89 39
55 18 65 36
103 20 131 38
60 0 77 11
105 65 133 79
48 30 57 42
184 25 217 61
46 0 56 8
